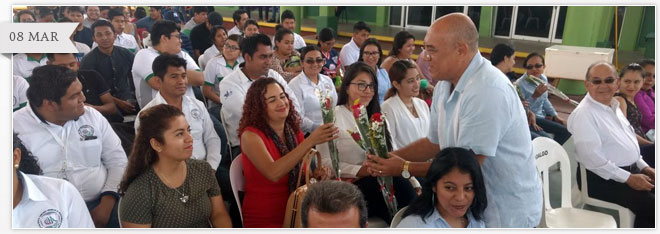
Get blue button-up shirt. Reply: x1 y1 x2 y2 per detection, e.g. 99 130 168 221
427 53 542 228
376 67 392 105
396 209 485 228
515 73 558 118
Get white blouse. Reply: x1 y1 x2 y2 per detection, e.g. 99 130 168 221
381 95 431 147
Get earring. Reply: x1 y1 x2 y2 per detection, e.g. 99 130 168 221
14 164 19 169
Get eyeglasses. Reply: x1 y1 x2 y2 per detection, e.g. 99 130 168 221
590 77 616 85
350 82 375 91
169 33 181 40
305 58 325 64
363 51 380 57
525 63 543 69
224 45 239 51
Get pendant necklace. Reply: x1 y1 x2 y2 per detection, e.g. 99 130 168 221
158 166 189 203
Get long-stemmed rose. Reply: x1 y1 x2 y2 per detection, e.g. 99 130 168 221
319 90 341 179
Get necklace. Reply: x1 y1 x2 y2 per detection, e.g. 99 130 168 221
157 165 189 203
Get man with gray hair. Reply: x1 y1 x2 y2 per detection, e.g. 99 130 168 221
301 180 367 228
568 61 654 228
365 13 542 227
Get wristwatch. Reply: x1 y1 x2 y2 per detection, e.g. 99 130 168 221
401 161 411 179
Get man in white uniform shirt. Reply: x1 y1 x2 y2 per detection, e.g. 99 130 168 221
95 8 140 53
568 62 655 228
13 65 127 228
227 9 248 36
338 21 370 71
13 75 29 112
13 53 47 79
132 19 205 109
364 13 542 228
280 10 306 50
219 33 303 157
135 54 222 170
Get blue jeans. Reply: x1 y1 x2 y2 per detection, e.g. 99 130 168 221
85 195 119 228
533 117 571 145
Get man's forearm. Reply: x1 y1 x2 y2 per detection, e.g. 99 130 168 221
392 137 441 162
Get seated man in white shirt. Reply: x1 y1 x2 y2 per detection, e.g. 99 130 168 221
301 180 367 228
132 19 205 109
13 65 128 228
280 9 306 50
339 21 370 72
102 8 140 53
568 61 655 228
227 9 248 36
218 33 304 158
135 53 222 171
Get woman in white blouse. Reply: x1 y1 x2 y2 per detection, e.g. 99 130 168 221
381 60 430 148
289 45 338 133
317 62 416 224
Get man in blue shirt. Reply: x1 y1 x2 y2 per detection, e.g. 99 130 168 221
365 13 542 228
135 6 163 32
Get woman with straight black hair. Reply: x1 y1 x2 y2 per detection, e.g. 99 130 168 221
397 147 486 228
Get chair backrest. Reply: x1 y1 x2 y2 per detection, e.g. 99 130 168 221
229 154 245 223
220 109 234 157
389 206 408 228
532 137 573 209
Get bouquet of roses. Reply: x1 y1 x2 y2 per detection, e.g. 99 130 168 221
347 99 398 219
319 90 341 179
526 74 579 106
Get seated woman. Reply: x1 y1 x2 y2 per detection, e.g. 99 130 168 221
357 38 391 105
242 19 260 38
317 27 340 80
119 104 232 228
515 52 571 145
239 78 338 228
269 28 302 82
380 31 426 80
12 133 94 228
634 59 655 134
381 60 430 149
317 62 417 224
289 45 338 133
614 63 654 167
396 147 487 228
199 25 228 70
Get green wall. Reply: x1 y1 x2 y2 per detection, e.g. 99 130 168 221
618 6 644 51
562 6 615 47
478 6 494 38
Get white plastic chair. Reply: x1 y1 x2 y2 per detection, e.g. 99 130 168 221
229 154 245 224
579 163 635 228
532 137 617 228
220 109 234 159
389 206 408 228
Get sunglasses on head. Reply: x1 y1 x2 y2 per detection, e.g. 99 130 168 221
525 63 543 69
304 58 325 64
590 77 616 85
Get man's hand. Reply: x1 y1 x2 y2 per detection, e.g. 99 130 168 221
626 174 654 191
528 112 543 131
364 153 404 177
114 99 136 113
90 195 116 228
641 167 655 184
532 83 548 99
553 115 567 126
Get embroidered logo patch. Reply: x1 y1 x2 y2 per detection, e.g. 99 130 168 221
223 90 232 98
37 209 62 228
191 109 202 120
78 125 97 141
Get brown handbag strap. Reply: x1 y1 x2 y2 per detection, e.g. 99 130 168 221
295 148 320 188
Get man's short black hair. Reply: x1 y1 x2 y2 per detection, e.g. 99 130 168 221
91 18 115 33
38 8 53 19
152 54 187 80
281 9 295 21
232 9 248 23
150 20 178 46
301 180 367 228
26 65 78 107
210 25 227 42
240 33 271 58
57 17 72 23
149 6 163 11
353 21 371 33
99 6 110 12
207 11 224 27
193 6 209 14
107 8 124 22
66 6 84 15
639 59 655 68
46 53 74 62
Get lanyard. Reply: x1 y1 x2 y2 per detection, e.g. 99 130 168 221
40 122 70 181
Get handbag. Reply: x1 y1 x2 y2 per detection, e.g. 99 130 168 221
282 148 321 228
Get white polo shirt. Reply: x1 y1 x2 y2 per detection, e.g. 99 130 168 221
13 75 29 112
218 68 302 146
12 53 47 79
227 25 241 36
567 93 649 183
293 32 306 50
13 172 94 228
135 92 222 170
13 105 128 202
204 56 240 108
288 72 337 133
92 33 140 53
338 38 360 68
132 47 200 109
199 45 220 70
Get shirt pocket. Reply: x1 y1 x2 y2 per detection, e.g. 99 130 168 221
74 139 102 168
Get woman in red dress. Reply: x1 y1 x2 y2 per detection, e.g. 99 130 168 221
238 78 338 227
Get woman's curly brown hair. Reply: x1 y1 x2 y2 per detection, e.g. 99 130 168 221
238 78 301 137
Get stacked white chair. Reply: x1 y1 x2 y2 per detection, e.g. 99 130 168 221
229 154 245 224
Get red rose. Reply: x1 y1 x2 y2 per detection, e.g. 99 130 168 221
371 113 383 123
325 98 331 109
350 132 361 142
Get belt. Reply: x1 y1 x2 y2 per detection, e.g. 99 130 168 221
619 163 639 173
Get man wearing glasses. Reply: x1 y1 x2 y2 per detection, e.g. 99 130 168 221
132 20 204 109
365 13 542 228
568 62 655 228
